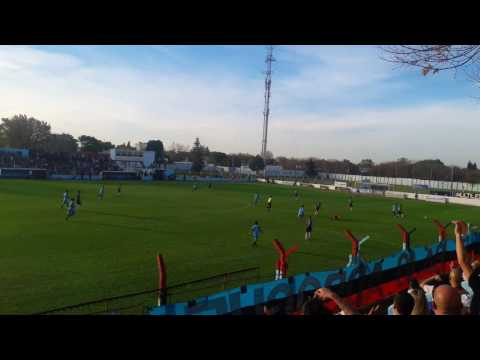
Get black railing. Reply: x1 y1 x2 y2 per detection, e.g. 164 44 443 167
33 266 261 315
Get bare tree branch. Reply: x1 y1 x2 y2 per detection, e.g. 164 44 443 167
379 45 480 82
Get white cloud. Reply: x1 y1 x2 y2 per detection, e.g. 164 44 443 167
0 45 478 166
269 100 480 165
273 45 401 106
0 45 81 72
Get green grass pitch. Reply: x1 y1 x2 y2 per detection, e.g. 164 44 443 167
1 179 479 314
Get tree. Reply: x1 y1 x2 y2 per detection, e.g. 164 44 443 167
146 140 165 163
165 142 191 163
358 159 374 174
248 155 265 171
380 46 480 84
0 114 51 150
305 158 318 177
45 133 78 153
117 142 135 150
191 137 205 173
408 159 449 181
263 150 275 165
276 156 304 170
359 159 374 167
229 153 255 167
168 142 190 153
200 145 210 158
0 131 6 147
466 161 478 171
78 135 114 153
208 151 230 166
103 141 115 150
229 155 242 167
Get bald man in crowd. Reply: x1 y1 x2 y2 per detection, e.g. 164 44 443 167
432 285 463 315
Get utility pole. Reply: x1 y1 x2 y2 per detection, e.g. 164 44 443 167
261 46 275 160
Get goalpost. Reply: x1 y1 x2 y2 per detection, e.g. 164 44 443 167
100 170 141 180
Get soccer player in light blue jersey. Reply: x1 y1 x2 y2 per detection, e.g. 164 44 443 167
298 205 305 219
251 221 261 247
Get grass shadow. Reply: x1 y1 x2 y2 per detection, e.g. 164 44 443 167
296 250 329 258
74 220 153 232
82 210 162 222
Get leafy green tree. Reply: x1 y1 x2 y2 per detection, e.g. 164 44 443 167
248 155 265 171
0 114 51 150
78 135 114 153
45 133 78 153
191 137 205 173
146 140 165 163
208 151 230 166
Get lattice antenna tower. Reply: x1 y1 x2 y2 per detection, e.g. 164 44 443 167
261 45 275 160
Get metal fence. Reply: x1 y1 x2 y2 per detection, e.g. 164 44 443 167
33 267 261 315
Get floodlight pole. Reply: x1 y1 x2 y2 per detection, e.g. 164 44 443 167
261 46 275 161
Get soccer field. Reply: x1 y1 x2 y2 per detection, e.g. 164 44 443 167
1 179 479 314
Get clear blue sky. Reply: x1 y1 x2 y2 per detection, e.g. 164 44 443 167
1 45 479 166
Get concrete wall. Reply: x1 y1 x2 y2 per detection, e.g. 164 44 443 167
321 172 480 192
258 178 480 208
49 174 102 181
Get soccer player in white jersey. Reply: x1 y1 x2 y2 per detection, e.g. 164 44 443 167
253 193 260 206
98 184 105 200
61 190 69 208
65 199 76 220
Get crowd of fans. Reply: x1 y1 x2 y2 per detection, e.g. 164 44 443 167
264 221 480 316
0 151 119 175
